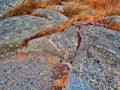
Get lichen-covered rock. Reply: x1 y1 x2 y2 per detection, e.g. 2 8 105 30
66 72 95 90
21 26 79 61
0 15 64 54
0 15 54 44
48 5 64 11
104 16 120 30
0 52 61 90
33 8 68 23
0 0 23 17
70 25 120 90
105 15 120 23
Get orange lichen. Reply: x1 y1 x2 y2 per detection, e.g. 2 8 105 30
46 61 54 65
79 71 83 77
52 74 68 90
118 82 120 90
22 15 80 46
12 52 30 60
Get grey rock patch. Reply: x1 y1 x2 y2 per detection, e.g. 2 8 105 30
0 56 53 90
20 26 79 61
72 25 120 90
48 5 64 11
36 0 49 2
61 2 68 5
33 8 68 23
0 0 23 16
66 72 95 90
0 15 57 44
73 21 89 26
105 15 120 23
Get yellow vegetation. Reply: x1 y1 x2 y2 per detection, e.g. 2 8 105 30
83 0 120 16
2 0 62 18
62 3 84 17
52 74 68 90
3 0 37 18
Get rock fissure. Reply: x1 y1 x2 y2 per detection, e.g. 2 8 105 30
0 1 120 90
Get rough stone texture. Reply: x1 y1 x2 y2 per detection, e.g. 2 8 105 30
66 72 95 90
105 15 120 23
70 25 120 90
0 0 23 17
0 15 54 44
33 8 68 23
0 14 68 44
0 51 62 90
0 5 120 90
20 26 79 60
44 26 78 60
48 5 64 11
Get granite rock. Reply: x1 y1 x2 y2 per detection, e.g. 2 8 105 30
0 0 23 17
33 8 68 23
70 25 120 90
105 15 120 23
0 51 61 90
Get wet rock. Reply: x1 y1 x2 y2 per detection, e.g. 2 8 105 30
71 25 120 90
0 0 23 17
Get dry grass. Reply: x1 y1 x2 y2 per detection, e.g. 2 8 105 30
62 0 83 3
83 0 120 16
62 3 84 17
2 0 120 30
2 0 63 19
3 0 37 18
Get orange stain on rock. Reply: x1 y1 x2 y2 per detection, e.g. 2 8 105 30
12 52 30 60
52 74 68 90
46 61 54 65
79 71 83 77
118 82 120 90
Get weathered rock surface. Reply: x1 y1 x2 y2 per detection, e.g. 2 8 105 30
0 5 120 90
0 13 77 90
66 72 95 90
33 8 68 23
69 25 120 90
0 8 74 60
0 15 55 44
48 5 64 11
0 51 62 90
21 26 78 60
0 0 23 17
105 15 120 23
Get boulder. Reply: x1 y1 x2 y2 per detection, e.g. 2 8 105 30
69 25 120 90
21 26 79 60
0 15 54 44
0 51 61 90
0 0 23 17
33 8 68 23
48 5 64 11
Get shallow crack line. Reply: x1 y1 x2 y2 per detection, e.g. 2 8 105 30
76 29 81 51
74 28 81 58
